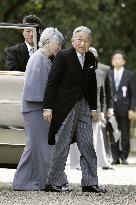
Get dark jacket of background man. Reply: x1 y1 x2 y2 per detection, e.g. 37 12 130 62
6 14 42 72
111 50 136 164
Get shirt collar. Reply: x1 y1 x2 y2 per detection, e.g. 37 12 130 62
25 41 33 52
114 67 124 75
76 51 85 58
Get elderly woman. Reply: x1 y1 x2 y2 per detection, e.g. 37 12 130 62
12 27 64 191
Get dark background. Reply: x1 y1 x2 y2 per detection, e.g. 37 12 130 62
0 0 135 76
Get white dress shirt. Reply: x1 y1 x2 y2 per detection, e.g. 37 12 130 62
114 67 124 90
114 67 124 84
25 41 34 56
76 51 85 68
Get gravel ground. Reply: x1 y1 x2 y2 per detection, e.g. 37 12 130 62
0 183 136 205
0 155 136 205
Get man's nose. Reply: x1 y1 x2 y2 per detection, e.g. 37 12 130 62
81 41 85 46
30 31 33 36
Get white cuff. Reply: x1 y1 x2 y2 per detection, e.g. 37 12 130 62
43 109 52 112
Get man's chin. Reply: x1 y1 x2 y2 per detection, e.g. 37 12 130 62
78 50 85 54
27 41 34 46
77 49 87 54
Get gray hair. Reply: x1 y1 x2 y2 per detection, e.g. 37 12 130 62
72 26 92 38
38 27 64 48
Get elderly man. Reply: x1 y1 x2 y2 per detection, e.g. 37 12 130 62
6 14 43 72
69 47 114 170
43 26 107 193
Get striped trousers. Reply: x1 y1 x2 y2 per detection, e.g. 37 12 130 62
46 98 98 186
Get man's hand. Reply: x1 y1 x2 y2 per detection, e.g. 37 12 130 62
100 112 105 121
128 110 134 120
107 108 114 117
43 110 52 123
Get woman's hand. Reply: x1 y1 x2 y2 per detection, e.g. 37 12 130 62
91 110 98 121
43 109 52 123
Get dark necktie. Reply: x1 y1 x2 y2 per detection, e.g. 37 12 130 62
29 47 34 56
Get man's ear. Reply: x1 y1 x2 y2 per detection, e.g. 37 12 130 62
123 59 126 66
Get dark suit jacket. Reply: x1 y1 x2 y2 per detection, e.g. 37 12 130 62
6 42 29 72
97 63 113 111
111 69 135 116
43 47 97 145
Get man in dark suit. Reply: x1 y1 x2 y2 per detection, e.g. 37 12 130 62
6 15 43 72
42 26 107 193
111 50 135 164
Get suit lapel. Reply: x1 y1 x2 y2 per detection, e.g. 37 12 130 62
69 47 95 71
21 43 29 60
111 70 116 91
70 47 83 70
118 69 127 90
112 69 127 93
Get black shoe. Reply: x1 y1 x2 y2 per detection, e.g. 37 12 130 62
102 166 115 170
44 184 72 192
121 159 128 165
82 185 107 193
111 159 120 165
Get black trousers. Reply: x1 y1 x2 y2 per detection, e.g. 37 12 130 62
111 111 130 161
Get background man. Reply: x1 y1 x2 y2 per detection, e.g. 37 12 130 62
6 14 43 72
111 50 135 165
